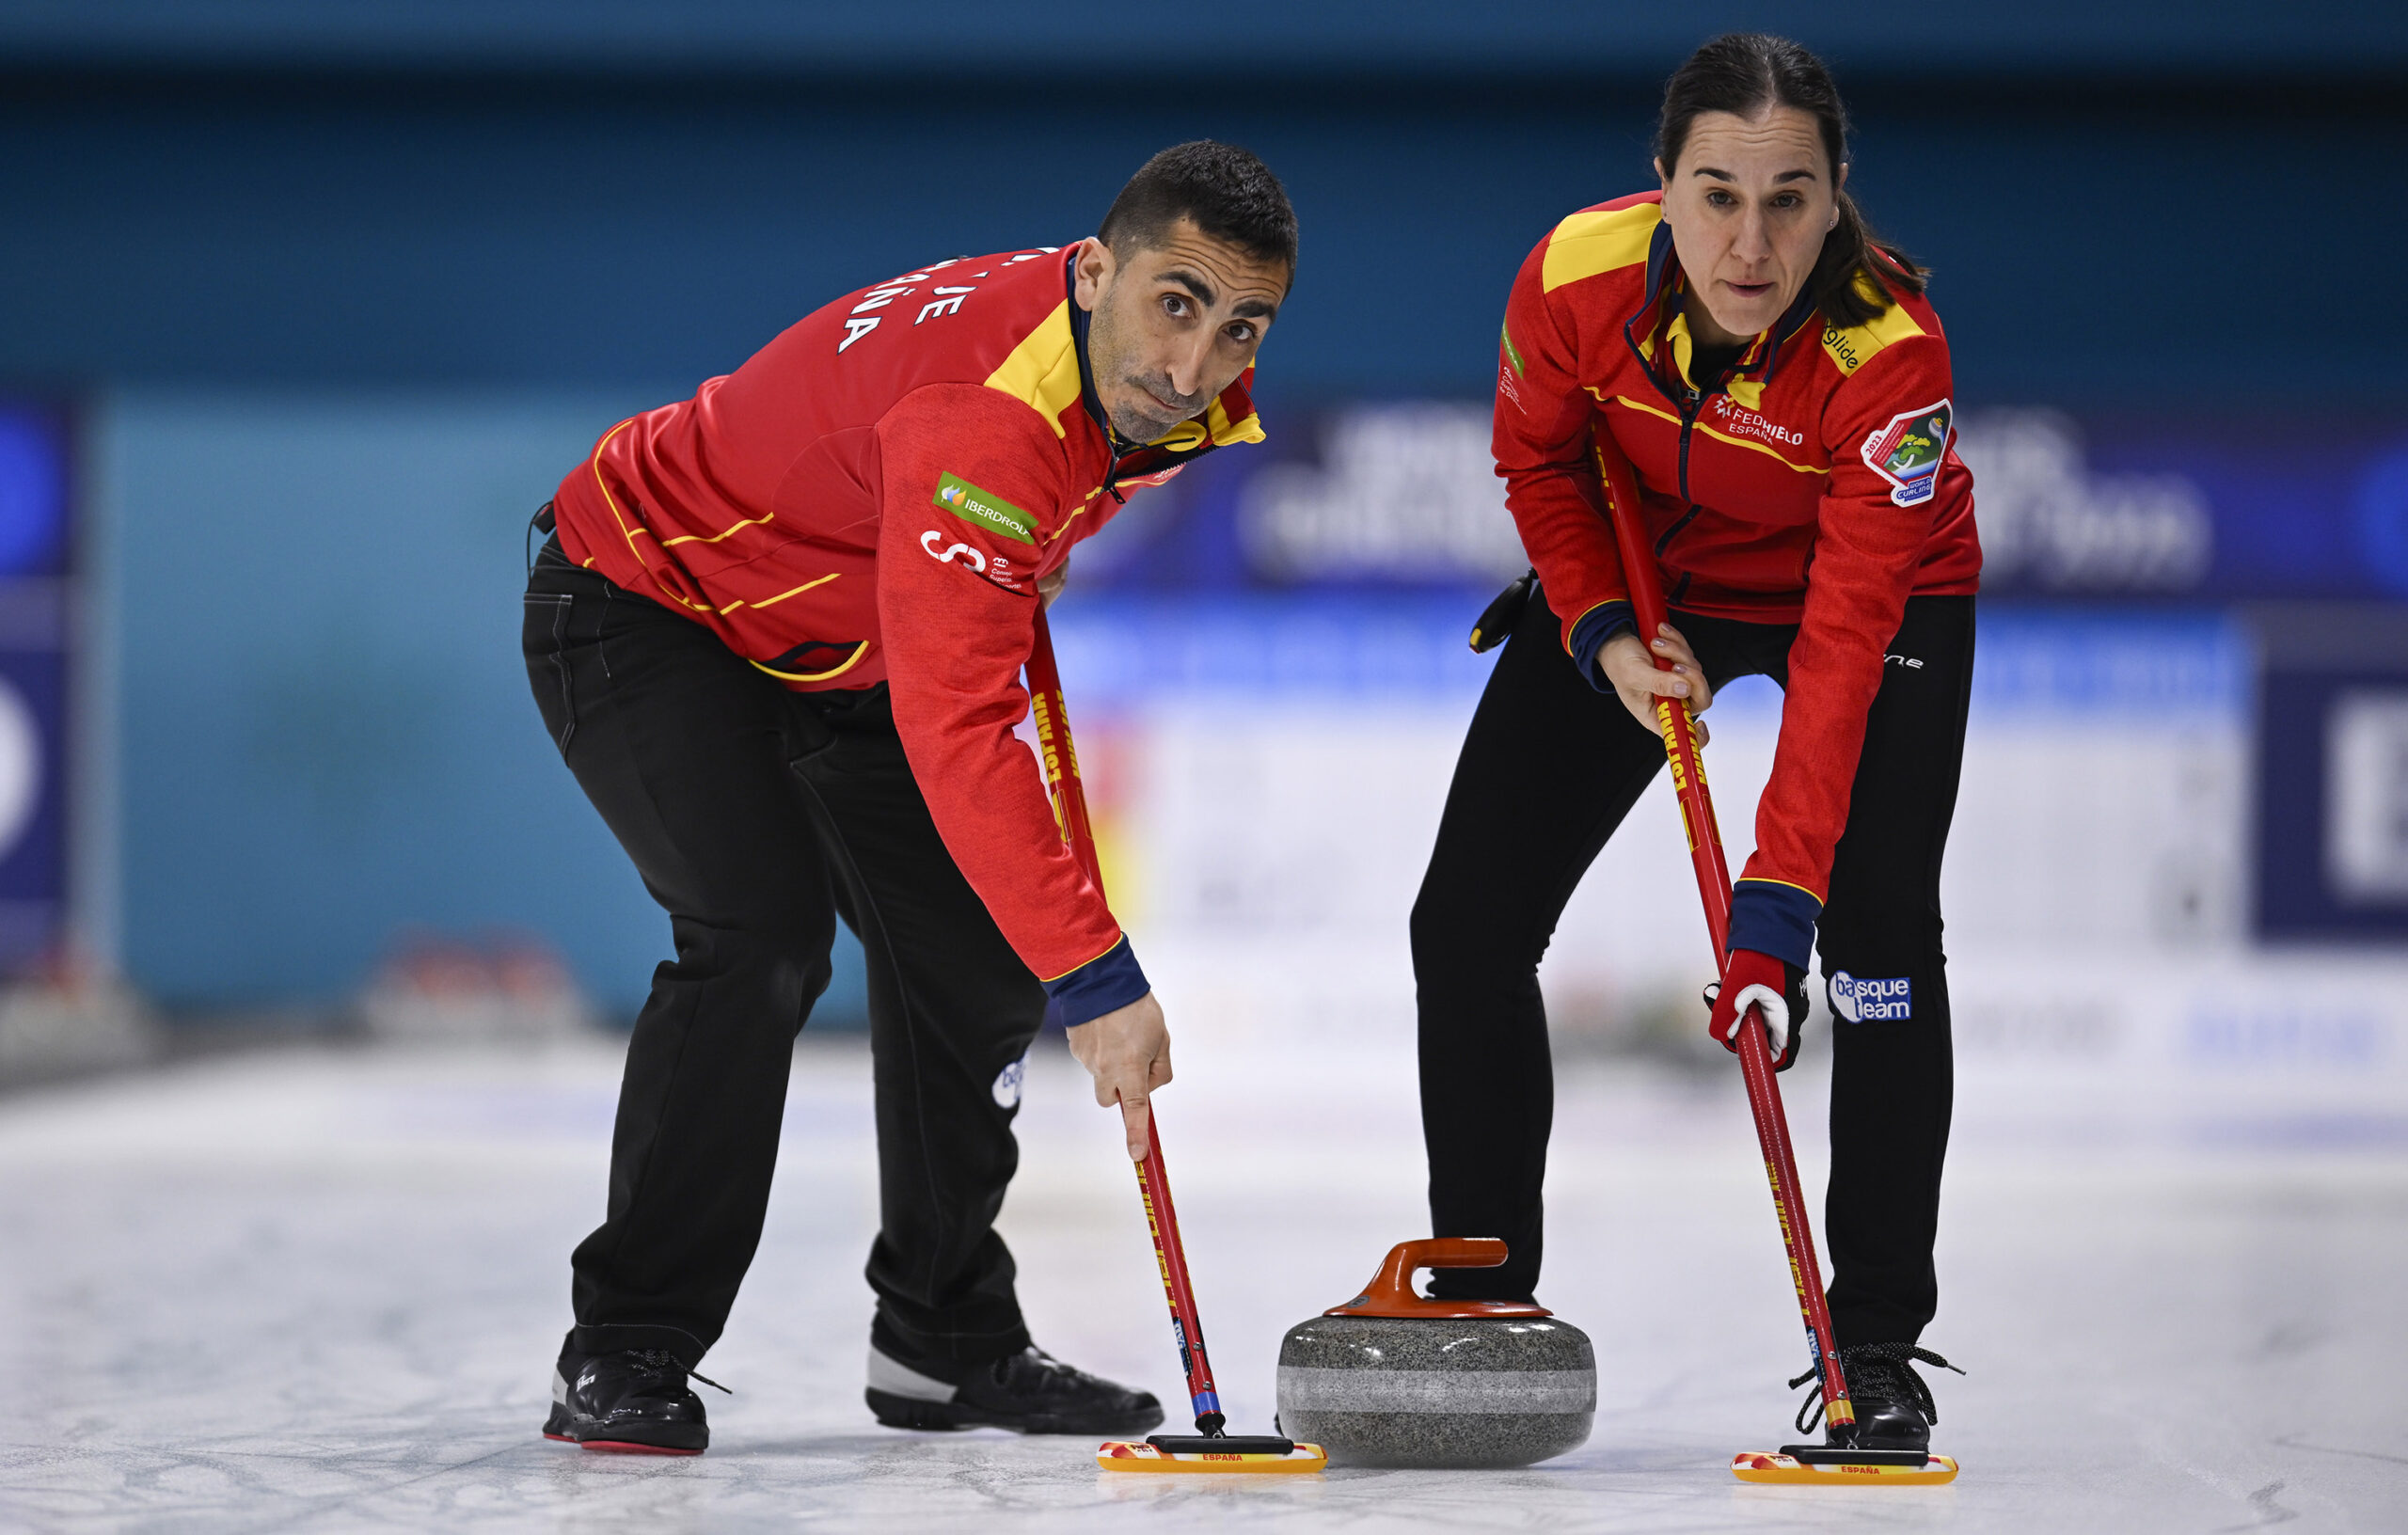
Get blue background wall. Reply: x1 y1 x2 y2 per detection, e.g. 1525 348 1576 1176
97 392 669 1010
5 6 2405 404
7 3 2402 1012
4 3 2400 73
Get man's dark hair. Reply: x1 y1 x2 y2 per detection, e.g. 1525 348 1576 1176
1656 33 1926 329
1100 141 1298 276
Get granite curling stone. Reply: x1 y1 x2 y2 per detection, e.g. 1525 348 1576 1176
1275 1238 1594 1469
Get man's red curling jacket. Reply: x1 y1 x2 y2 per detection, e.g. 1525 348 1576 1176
550 245 1264 1024
1493 192 1980 970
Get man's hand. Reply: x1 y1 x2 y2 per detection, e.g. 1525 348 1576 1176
1599 622 1712 746
1064 990 1171 1161
1038 558 1069 610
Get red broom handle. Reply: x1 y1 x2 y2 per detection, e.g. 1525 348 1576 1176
1025 609 1228 1436
1592 444 1857 1437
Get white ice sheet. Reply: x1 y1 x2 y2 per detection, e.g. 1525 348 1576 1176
0 1032 2401 1532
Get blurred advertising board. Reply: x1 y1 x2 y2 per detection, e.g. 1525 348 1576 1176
1077 400 2408 604
2254 606 2408 943
0 403 72 972
1045 394 2408 1009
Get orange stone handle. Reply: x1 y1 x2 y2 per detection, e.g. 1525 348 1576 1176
1324 1239 1553 1320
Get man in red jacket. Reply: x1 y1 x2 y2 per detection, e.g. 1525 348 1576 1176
524 142 1294 1454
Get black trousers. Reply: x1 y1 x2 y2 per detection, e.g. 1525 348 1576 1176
1414 586 1974 1349
523 542 1047 1370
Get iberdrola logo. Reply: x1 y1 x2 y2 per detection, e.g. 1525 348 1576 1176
932 472 1037 546
1860 400 1952 508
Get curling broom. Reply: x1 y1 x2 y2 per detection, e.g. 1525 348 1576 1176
1023 609 1325 1475
1593 439 1957 1487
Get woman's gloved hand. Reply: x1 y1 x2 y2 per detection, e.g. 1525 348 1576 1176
1705 947 1807 1071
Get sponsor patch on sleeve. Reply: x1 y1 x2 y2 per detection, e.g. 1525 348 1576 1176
1829 971 1912 1022
1858 400 1952 508
932 472 1038 546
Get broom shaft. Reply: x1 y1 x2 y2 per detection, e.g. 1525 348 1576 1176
1026 609 1226 1432
1595 447 1856 1434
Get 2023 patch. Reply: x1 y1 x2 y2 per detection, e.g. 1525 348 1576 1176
1859 401 1952 508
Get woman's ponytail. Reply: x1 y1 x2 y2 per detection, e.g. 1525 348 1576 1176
1809 189 1927 330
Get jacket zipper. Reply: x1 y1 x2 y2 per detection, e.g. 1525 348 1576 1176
1659 377 1709 557
1101 427 1214 504
1622 296 1743 564
1677 384 1703 500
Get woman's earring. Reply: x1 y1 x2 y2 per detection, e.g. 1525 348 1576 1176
1827 212 1839 229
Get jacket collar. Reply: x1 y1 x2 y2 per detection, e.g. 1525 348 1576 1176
1064 248 1264 497
1623 218 1822 402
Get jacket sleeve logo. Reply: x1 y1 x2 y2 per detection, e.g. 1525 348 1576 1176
1859 400 1952 507
933 473 1038 546
919 529 987 572
1498 320 1528 379
1497 321 1529 412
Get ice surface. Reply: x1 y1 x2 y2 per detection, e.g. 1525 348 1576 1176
0 1027 2402 1533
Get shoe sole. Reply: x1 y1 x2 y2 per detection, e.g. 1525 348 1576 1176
543 1411 707 1454
864 1387 1162 1438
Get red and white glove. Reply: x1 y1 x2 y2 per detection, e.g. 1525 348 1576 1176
1705 947 1805 1072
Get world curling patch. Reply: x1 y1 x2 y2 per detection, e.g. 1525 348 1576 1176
1830 971 1912 1022
1859 400 1951 507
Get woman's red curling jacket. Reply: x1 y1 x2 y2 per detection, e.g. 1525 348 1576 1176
1493 191 1981 969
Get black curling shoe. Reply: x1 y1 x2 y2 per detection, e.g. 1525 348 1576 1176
544 1344 726 1454
865 1343 1163 1435
1830 1343 1961 1451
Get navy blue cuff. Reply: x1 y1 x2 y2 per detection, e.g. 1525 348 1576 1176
1727 880 1821 972
1043 936 1150 1027
1568 600 1637 693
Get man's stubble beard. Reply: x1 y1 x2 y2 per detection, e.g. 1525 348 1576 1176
1107 396 1184 445
1089 297 1200 445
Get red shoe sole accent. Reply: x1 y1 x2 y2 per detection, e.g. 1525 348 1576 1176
579 1439 705 1456
543 1432 574 1443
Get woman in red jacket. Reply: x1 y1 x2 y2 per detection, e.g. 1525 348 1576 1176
1416 33 1976 1450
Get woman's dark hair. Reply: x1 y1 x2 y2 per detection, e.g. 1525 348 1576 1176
1654 33 1925 329
1101 140 1298 276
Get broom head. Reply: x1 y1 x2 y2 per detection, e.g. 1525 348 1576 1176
1098 1434 1327 1473
1732 1446 1959 1484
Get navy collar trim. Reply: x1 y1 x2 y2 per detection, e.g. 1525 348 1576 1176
1623 220 1825 396
1064 251 1129 451
1062 247 1243 498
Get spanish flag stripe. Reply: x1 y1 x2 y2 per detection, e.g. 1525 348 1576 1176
982 301 1082 437
750 640 871 685
1606 396 1828 476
